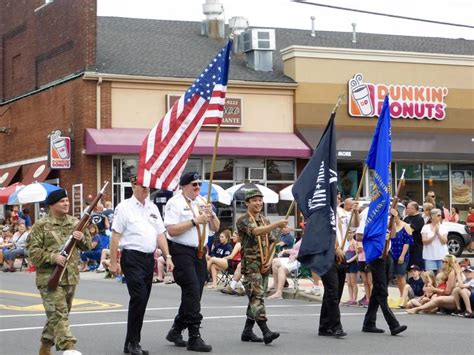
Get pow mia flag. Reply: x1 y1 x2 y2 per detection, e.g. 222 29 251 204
293 113 338 276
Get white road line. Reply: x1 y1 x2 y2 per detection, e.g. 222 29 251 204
0 311 407 333
0 304 322 318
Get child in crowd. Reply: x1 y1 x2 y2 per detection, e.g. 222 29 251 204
400 265 424 308
342 231 359 306
405 271 436 309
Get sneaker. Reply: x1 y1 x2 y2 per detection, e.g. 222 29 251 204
359 300 369 308
96 265 106 273
305 286 322 296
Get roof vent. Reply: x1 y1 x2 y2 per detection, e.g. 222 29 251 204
201 0 225 39
242 28 275 72
351 23 357 44
229 16 249 53
310 16 316 37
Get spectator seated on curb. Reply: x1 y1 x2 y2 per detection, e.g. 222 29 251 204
2 221 29 272
400 265 424 308
452 267 474 318
0 225 14 268
220 262 245 296
153 248 175 284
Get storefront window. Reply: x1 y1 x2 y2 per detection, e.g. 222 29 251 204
451 164 474 222
397 163 422 204
424 163 449 207
266 160 295 181
182 158 202 176
204 159 233 181
234 159 265 182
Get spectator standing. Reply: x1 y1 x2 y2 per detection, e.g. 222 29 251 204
425 191 445 219
164 172 219 352
355 208 372 307
20 208 33 228
109 176 173 355
27 188 92 355
421 209 448 272
448 207 460 223
466 204 474 252
403 201 425 270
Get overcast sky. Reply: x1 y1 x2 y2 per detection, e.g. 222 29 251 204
98 0 474 40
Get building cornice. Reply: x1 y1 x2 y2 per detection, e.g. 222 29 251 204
82 72 298 89
280 46 474 66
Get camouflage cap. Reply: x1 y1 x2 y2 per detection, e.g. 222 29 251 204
245 189 263 201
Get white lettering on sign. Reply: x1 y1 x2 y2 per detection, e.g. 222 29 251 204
348 73 448 121
337 151 352 157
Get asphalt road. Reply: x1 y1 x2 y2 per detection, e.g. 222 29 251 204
0 270 472 355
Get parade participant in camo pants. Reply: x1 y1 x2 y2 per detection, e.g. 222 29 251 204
27 189 92 355
236 189 288 345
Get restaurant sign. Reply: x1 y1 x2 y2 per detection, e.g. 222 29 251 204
48 130 72 169
167 95 242 127
348 73 448 120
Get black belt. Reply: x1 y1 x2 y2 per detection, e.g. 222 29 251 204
168 240 199 251
122 249 154 258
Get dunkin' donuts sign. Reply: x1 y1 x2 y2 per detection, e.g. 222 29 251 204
348 73 448 120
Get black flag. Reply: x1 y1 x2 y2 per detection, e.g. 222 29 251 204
293 113 337 276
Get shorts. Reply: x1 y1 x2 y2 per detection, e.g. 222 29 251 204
347 261 358 273
390 257 409 276
424 259 443 271
358 261 371 273
279 257 300 273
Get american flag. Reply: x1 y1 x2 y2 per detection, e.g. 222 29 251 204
137 41 232 190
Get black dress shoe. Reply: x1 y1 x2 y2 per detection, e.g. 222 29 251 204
362 326 385 333
318 329 347 338
125 342 149 355
390 325 407 336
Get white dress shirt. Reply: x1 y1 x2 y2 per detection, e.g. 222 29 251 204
112 195 165 253
164 192 215 247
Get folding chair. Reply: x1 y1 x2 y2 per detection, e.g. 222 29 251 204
290 264 313 293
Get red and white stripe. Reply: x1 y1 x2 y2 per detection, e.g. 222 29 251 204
137 84 227 190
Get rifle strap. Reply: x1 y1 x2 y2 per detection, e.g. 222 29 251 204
185 197 205 250
249 214 269 266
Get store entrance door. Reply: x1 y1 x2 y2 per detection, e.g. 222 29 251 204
337 162 364 199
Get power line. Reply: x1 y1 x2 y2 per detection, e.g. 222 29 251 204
292 0 474 29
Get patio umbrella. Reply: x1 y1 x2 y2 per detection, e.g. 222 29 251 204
279 184 294 201
0 183 24 204
200 181 232 205
226 183 279 204
7 182 62 205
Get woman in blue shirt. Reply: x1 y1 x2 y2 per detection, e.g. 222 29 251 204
389 208 413 300
207 230 233 288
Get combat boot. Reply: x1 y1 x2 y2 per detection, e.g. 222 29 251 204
166 323 187 347
256 319 280 345
39 341 52 355
186 325 212 352
241 318 263 342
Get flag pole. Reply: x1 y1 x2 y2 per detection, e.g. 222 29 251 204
284 200 295 220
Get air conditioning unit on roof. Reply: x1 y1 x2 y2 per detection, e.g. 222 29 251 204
242 29 275 52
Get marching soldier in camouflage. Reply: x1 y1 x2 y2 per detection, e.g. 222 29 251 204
236 189 288 345
27 188 92 355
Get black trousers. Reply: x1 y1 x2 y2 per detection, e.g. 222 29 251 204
120 249 154 344
319 261 346 332
169 241 207 330
363 258 400 330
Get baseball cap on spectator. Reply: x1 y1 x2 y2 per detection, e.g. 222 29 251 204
408 265 421 272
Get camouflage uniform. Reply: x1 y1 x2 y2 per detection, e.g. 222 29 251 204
237 212 276 321
27 213 91 351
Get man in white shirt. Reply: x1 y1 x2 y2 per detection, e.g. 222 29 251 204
164 172 219 353
110 176 173 355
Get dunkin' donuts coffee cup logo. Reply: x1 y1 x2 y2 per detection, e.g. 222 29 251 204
348 73 448 120
49 130 72 169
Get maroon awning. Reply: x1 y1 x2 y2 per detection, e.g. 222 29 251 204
21 161 51 185
0 165 21 188
85 128 312 158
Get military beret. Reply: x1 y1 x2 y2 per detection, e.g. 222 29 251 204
245 189 263 201
45 188 68 205
180 172 200 186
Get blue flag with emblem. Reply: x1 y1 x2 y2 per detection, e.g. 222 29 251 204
363 96 392 263
293 113 338 276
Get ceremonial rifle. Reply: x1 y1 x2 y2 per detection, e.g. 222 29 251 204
382 169 405 260
47 181 109 290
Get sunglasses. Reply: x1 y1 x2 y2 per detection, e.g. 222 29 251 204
192 182 202 187
428 195 435 198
